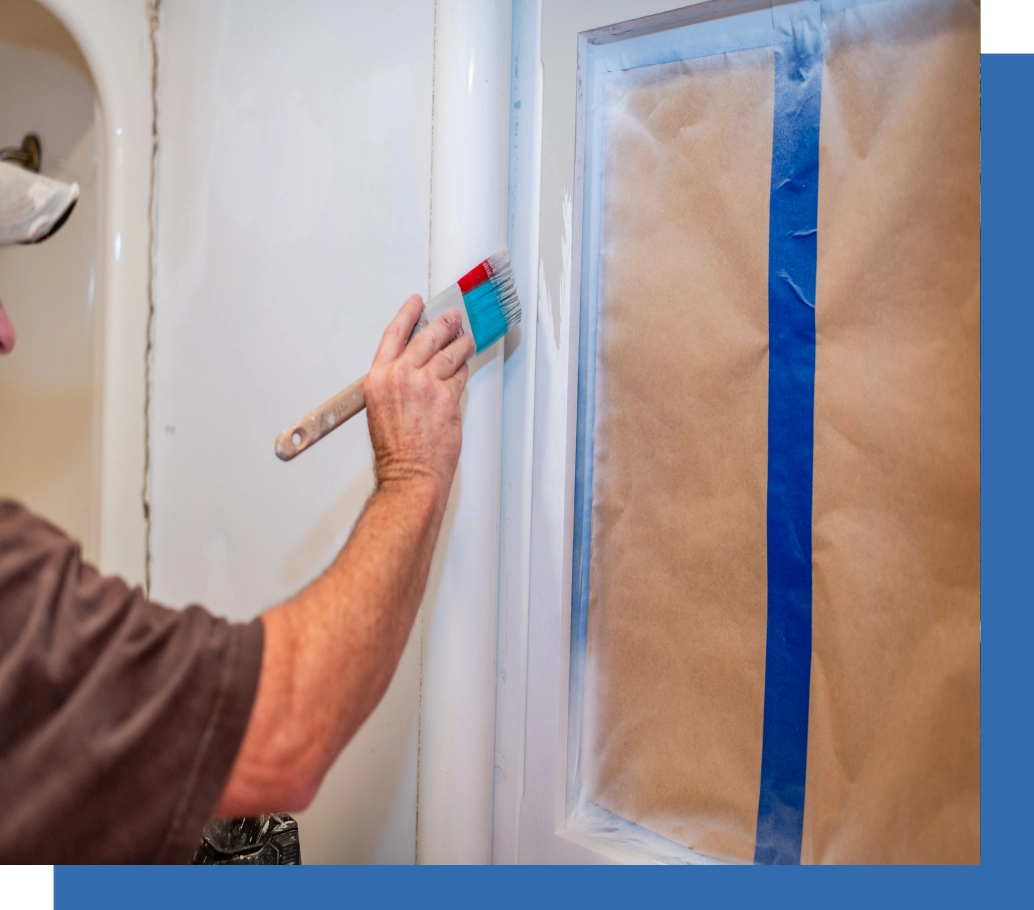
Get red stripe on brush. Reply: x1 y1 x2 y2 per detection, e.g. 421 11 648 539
457 260 492 294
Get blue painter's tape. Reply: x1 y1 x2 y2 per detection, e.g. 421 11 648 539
754 0 823 866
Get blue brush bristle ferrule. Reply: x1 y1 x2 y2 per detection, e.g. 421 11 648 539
462 256 521 353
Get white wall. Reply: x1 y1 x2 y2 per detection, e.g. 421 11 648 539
150 0 435 863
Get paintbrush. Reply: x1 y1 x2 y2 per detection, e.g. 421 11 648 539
275 248 520 461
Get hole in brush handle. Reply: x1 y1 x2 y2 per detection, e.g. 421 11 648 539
275 375 367 461
275 298 450 462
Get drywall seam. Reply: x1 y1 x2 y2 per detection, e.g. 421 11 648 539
142 0 161 594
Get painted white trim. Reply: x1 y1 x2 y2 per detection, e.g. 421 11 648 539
493 0 543 865
504 0 713 865
417 0 513 865
39 0 152 588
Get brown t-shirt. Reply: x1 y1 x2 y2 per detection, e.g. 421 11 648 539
0 500 264 863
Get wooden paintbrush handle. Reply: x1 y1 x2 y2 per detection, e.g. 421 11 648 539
275 287 464 462
275 373 367 461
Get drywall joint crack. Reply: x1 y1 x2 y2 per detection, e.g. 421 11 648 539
142 0 161 595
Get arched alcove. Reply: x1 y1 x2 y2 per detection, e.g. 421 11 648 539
0 0 101 558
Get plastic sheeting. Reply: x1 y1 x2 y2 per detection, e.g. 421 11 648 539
568 0 979 864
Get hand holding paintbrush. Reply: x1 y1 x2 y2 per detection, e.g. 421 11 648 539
275 249 520 461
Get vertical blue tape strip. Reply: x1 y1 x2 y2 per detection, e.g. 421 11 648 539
754 0 823 866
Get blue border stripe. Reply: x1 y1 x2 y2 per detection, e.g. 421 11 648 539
754 0 823 865
982 52 1034 874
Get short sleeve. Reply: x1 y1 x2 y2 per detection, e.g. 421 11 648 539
0 500 264 863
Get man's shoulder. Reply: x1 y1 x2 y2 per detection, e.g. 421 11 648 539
0 498 73 540
0 498 78 568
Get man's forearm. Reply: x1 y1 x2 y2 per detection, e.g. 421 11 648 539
282 477 444 748
217 478 445 815
217 298 471 817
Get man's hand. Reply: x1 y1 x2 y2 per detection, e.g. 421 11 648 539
364 295 474 504
216 294 475 817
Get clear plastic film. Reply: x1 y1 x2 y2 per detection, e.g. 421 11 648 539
567 0 979 865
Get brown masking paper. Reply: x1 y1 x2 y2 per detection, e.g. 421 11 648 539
804 0 980 863
583 46 775 865
578 0 979 865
